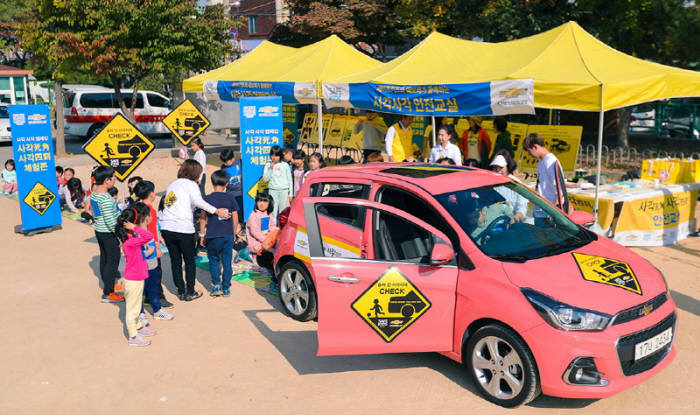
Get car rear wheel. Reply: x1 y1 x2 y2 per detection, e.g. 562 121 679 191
278 261 317 322
466 324 540 408
86 123 104 140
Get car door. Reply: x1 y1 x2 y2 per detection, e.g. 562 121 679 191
301 197 459 356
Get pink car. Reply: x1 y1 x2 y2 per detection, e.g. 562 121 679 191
273 164 676 407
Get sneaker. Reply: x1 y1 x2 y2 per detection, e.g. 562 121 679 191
138 312 150 327
138 325 156 337
101 293 125 303
222 288 231 297
153 309 174 320
210 285 223 297
113 283 124 291
184 291 203 301
127 334 151 347
160 297 174 308
178 293 187 302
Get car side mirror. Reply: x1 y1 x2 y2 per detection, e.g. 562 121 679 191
569 210 595 227
430 243 454 266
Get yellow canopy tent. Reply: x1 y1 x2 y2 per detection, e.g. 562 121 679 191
182 41 297 93
326 21 700 220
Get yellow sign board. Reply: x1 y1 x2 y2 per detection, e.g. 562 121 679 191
82 114 155 181
615 189 698 233
325 115 347 147
572 253 641 295
299 113 317 144
568 193 615 230
515 125 582 176
23 181 56 215
162 99 211 145
247 177 269 201
351 266 431 342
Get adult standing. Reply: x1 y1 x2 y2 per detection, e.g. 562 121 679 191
522 133 571 224
190 138 206 196
385 115 416 162
460 116 491 167
354 110 388 161
492 118 514 159
160 160 230 301
428 124 462 165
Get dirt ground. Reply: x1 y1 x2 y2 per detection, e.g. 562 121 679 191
1 156 699 414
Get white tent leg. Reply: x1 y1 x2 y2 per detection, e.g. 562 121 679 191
593 85 605 224
317 98 323 155
431 116 437 147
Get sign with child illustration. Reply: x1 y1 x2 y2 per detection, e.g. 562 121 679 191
82 114 155 181
162 99 211 145
351 266 431 343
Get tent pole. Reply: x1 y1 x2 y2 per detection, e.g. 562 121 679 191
548 109 553 125
431 116 436 147
593 84 604 224
317 97 323 155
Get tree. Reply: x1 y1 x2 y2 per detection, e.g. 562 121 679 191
0 0 31 67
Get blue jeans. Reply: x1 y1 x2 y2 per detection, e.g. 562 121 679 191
144 268 162 312
207 236 234 289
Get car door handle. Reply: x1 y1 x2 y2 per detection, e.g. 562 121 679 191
328 275 360 283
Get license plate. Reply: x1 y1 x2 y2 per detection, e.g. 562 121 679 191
634 327 673 361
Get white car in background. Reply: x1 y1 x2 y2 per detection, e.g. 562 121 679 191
63 86 172 139
0 105 11 144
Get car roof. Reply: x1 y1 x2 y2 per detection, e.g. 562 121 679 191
314 163 509 194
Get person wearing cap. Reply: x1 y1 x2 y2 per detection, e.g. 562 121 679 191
460 116 491 168
385 115 415 162
428 124 462 165
489 150 527 222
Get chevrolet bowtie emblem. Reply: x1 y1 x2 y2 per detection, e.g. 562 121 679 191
639 304 653 316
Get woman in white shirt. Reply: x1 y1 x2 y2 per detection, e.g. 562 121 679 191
190 138 207 196
428 124 462 165
160 160 229 301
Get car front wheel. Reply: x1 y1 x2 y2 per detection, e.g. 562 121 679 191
278 261 317 322
466 324 541 408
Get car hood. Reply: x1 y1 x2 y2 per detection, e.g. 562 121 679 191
502 236 666 315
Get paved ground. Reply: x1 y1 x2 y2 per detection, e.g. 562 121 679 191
0 157 699 414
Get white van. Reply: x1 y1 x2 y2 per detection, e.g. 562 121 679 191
63 86 172 138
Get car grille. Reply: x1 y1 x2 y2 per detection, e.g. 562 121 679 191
611 292 668 326
616 312 675 376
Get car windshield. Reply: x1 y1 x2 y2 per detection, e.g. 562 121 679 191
435 182 595 261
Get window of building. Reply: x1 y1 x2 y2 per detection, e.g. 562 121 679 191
248 16 257 34
13 77 26 104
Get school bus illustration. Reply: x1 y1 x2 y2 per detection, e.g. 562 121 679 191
387 291 427 318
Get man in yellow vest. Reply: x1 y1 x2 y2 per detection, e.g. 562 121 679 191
385 115 415 162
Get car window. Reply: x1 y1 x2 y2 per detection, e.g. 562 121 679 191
80 93 114 108
373 210 434 264
0 106 8 118
314 203 365 258
435 182 595 262
376 186 458 248
147 93 169 108
121 93 144 109
310 182 370 199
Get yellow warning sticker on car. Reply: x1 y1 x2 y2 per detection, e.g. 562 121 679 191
572 253 642 295
351 266 431 342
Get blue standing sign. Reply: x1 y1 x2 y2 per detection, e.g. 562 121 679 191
240 96 283 220
9 105 62 234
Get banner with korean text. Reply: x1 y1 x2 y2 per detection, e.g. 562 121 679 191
240 96 283 219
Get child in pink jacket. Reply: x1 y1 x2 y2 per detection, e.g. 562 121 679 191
246 193 278 270
115 202 157 347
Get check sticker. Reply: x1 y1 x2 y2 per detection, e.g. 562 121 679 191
572 253 642 295
351 266 431 342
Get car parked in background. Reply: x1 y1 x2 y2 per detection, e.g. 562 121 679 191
0 104 11 143
63 86 171 139
272 164 677 407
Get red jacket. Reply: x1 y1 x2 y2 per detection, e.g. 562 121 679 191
460 128 491 161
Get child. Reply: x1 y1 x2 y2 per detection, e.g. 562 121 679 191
63 167 75 183
114 202 157 346
2 159 17 195
89 166 124 303
124 176 142 208
61 177 88 213
291 150 307 196
134 180 174 309
219 149 243 224
190 138 206 196
306 152 326 178
199 170 240 297
108 186 124 211
246 192 277 270
282 144 295 167
262 145 293 218
56 166 65 186
337 155 355 165
522 132 571 222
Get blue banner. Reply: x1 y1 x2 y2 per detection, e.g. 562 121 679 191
9 105 62 231
240 96 283 220
209 80 317 104
322 79 535 116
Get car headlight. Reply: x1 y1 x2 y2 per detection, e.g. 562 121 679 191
521 288 611 331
